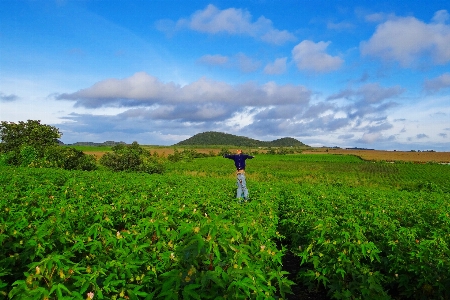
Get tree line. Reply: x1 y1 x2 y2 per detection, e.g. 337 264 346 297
0 120 164 174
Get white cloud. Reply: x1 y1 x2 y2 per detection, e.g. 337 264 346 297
260 29 296 45
171 4 296 44
424 73 450 93
361 10 450 67
432 9 450 23
360 132 383 143
56 72 311 109
263 57 287 75
292 40 343 73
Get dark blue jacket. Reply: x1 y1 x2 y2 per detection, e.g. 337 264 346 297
224 153 254 170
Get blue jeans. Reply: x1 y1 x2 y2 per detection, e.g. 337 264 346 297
236 173 249 199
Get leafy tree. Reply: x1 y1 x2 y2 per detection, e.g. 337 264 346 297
0 120 61 165
100 141 164 174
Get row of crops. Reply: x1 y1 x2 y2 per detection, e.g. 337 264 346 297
1 154 450 299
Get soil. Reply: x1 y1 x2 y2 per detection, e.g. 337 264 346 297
303 149 450 163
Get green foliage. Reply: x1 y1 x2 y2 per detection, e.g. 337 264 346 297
167 149 210 162
2 154 450 299
175 131 308 147
218 148 230 156
1 166 292 299
100 141 164 174
19 145 38 167
0 120 61 165
42 146 98 171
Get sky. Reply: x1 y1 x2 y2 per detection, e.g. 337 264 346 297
1 0 450 151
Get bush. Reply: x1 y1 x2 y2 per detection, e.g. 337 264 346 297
100 141 164 174
42 146 98 171
168 148 209 162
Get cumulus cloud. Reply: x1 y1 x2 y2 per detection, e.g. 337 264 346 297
361 10 450 67
263 57 287 75
424 73 450 93
159 4 296 45
432 9 450 23
360 132 383 143
292 40 343 73
260 29 296 45
56 72 311 121
0 92 19 102
55 74 410 147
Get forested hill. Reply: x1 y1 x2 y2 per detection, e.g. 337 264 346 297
174 131 309 147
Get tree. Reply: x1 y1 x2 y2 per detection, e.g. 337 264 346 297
0 120 61 165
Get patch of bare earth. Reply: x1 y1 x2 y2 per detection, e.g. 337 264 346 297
83 151 108 159
304 149 450 163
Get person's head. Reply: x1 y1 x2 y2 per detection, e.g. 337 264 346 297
236 149 242 154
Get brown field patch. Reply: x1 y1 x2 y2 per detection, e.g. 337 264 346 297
304 149 450 163
83 151 108 159
84 147 450 163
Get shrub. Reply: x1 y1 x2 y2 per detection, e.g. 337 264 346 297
100 141 164 174
42 146 98 171
167 149 209 162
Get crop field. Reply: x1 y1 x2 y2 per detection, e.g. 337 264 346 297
83 147 450 164
1 154 450 299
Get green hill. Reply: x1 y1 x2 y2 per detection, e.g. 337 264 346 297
174 131 309 147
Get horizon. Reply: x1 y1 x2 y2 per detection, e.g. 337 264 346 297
1 1 449 151
63 131 442 152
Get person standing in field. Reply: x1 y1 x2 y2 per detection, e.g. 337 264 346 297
223 149 254 202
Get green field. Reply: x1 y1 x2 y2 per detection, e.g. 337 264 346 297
1 154 450 299
62 145 114 152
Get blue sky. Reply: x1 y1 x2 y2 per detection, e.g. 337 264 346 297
1 0 450 151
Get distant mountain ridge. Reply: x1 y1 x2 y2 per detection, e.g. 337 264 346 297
174 131 309 147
